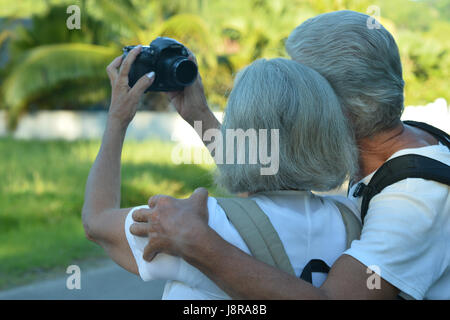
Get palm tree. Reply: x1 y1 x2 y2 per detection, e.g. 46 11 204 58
1 0 221 129
0 0 330 129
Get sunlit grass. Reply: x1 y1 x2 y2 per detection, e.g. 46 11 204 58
0 137 225 289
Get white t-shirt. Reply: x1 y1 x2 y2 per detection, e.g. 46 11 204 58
345 143 450 300
125 190 360 299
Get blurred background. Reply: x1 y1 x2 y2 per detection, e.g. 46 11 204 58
0 0 449 296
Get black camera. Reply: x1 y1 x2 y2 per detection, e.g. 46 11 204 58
122 37 198 92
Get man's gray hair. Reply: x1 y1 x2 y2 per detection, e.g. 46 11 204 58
286 10 405 139
216 58 358 193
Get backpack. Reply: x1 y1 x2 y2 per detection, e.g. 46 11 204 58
216 197 361 283
217 121 450 284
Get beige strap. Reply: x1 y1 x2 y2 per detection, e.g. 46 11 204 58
216 197 296 276
332 200 362 249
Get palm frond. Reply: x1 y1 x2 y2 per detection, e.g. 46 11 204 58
2 43 117 128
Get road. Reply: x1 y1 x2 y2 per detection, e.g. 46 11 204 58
0 260 165 300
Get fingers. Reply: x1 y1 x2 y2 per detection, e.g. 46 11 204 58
187 51 202 83
188 55 196 64
148 194 174 208
188 54 198 66
119 45 142 82
106 55 123 84
129 222 148 237
148 190 206 209
130 208 152 237
129 71 155 97
190 187 209 204
143 241 160 262
132 208 152 222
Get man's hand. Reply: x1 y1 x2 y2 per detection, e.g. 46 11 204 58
129 187 210 261
106 45 155 128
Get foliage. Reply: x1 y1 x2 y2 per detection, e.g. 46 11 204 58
0 0 449 128
3 43 116 128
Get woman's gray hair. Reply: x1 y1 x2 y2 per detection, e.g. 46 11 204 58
286 10 405 139
216 58 358 193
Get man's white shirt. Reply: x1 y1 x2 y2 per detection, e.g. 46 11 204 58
345 143 450 299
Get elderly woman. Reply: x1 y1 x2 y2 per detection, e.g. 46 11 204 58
82 48 359 299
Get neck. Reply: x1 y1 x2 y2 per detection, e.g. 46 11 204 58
355 120 438 181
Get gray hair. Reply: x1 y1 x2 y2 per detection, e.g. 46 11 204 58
216 58 358 193
286 10 405 139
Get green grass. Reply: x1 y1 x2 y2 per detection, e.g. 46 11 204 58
0 137 225 289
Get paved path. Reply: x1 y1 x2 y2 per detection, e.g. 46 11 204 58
0 260 165 300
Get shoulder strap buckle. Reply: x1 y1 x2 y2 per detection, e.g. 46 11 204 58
353 182 372 198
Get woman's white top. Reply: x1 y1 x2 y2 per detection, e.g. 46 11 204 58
124 190 360 299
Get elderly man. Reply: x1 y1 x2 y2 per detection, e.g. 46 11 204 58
83 10 450 299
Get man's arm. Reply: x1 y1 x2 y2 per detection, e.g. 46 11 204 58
130 193 400 299
183 227 399 299
82 46 154 274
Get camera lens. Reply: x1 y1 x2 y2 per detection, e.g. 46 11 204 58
172 59 197 86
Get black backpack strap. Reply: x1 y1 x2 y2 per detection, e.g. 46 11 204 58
299 259 330 284
354 154 450 223
348 121 449 197
403 120 450 149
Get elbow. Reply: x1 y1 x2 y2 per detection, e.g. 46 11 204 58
83 220 96 242
81 207 97 243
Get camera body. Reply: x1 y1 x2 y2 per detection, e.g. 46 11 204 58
123 37 198 92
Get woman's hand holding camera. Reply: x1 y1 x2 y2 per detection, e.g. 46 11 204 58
167 53 221 132
105 44 219 133
166 54 208 125
106 45 155 129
